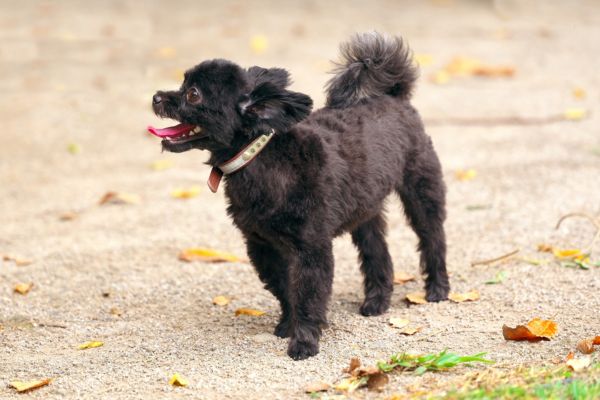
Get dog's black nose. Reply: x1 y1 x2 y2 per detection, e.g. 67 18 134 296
152 94 163 105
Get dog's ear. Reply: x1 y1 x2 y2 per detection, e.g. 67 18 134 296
240 81 313 132
247 66 291 89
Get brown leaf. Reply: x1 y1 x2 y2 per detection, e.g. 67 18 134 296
212 295 229 306
393 271 415 285
449 289 480 303
344 357 361 374
99 191 140 205
577 338 595 354
59 211 78 221
502 318 557 341
593 336 600 345
355 365 380 377
472 65 515 77
566 351 575 361
178 248 243 263
537 243 554 253
234 308 265 317
405 292 428 304
14 283 34 295
304 381 330 393
109 307 123 317
9 379 51 393
366 372 389 391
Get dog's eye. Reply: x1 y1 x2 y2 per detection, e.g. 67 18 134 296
186 87 202 104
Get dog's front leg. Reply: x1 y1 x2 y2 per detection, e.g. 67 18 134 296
286 241 334 360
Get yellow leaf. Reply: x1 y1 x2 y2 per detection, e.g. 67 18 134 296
9 379 51 393
455 169 477 181
389 317 410 329
250 35 268 54
564 108 587 121
449 289 480 303
414 53 433 67
334 377 365 393
552 248 584 259
169 373 188 387
212 295 230 306
171 186 201 199
78 341 104 350
67 143 81 154
235 308 265 317
405 292 428 304
151 159 174 171
572 87 586 99
567 355 591 372
14 282 33 295
99 191 141 205
178 248 243 263
156 47 177 59
431 70 450 85
393 271 415 285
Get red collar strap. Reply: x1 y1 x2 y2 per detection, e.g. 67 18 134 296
207 129 275 193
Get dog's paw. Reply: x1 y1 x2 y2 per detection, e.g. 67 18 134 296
274 318 291 338
287 338 319 360
359 296 390 316
425 284 449 302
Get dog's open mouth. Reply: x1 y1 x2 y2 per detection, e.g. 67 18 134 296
147 123 204 144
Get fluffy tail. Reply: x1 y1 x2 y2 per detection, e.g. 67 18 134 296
325 32 418 108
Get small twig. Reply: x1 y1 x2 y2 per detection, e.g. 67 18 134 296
471 249 520 267
35 322 67 329
555 212 600 251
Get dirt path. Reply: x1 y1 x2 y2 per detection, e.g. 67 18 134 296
1 1 599 399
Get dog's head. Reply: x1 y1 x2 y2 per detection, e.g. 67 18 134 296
149 59 313 153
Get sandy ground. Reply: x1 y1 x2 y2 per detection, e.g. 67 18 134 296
1 0 600 399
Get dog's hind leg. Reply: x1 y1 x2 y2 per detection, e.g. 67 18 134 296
246 239 291 338
397 147 450 302
351 213 394 316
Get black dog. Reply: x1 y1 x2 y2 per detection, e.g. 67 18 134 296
149 32 449 360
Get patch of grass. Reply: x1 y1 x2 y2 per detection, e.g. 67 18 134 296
430 362 600 400
378 350 494 376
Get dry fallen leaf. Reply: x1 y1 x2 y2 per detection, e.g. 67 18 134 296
563 108 587 121
472 65 515 77
109 307 123 317
235 308 265 317
151 159 174 171
304 381 330 393
334 377 364 393
212 295 230 306
552 248 587 260
14 283 33 295
250 34 268 54
59 211 78 221
455 169 477 181
366 372 389 392
537 243 553 253
171 186 201 199
567 355 591 372
502 318 557 341
449 289 480 303
399 325 423 336
577 338 595 354
572 87 586 99
169 373 188 387
9 379 51 393
2 254 33 266
344 357 361 374
393 271 415 285
156 47 177 59
405 292 428 304
594 336 600 345
389 317 410 329
78 341 104 350
99 192 141 205
178 248 243 263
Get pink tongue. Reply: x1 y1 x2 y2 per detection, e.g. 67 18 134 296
147 123 195 138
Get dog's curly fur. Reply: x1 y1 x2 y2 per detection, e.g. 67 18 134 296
151 32 450 360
